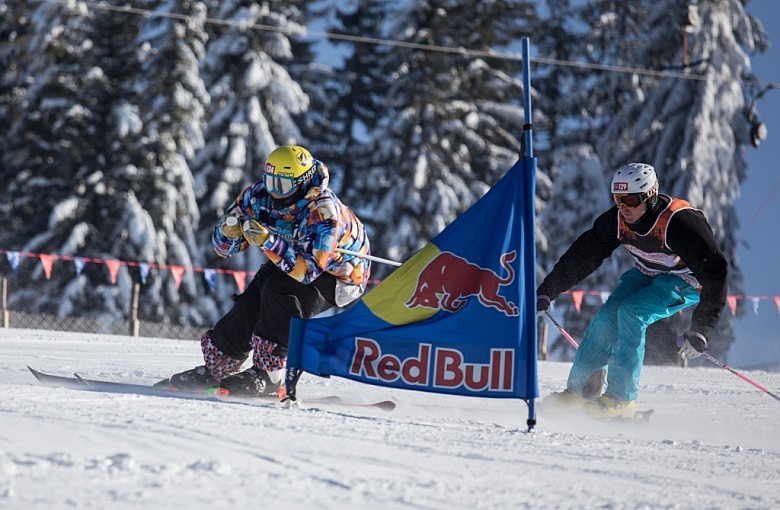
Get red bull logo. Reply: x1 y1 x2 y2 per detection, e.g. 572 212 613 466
405 251 518 316
349 337 515 392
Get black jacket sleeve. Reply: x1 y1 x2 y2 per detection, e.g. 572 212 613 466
537 209 622 301
666 209 728 339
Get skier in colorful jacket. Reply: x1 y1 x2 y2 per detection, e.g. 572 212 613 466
537 163 727 419
171 145 371 397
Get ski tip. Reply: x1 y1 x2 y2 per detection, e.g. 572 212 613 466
27 366 43 381
635 409 654 422
610 409 654 423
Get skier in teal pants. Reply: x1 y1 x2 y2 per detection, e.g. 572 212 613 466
536 163 728 418
567 269 701 403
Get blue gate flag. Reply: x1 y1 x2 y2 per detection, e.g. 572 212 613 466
288 156 538 400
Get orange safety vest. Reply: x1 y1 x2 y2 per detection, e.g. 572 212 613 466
617 197 701 289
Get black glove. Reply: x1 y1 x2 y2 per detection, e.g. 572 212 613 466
536 295 551 315
677 331 707 358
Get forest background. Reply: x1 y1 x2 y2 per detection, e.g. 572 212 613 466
0 0 777 369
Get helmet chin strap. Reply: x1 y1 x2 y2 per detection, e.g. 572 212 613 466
645 193 659 210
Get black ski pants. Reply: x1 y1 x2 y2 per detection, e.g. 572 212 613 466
210 262 339 360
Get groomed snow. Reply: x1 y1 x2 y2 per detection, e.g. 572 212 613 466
1 328 778 509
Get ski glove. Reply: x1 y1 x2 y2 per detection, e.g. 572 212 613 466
220 214 244 240
242 218 270 246
536 295 551 315
677 331 707 358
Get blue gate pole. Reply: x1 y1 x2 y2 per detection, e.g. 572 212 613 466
521 37 538 432
522 39 534 160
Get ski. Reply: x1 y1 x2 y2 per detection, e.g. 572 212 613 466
27 366 397 412
28 366 257 402
538 401 654 424
608 409 654 423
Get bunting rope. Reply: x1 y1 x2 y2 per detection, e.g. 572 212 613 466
1 249 778 315
0 249 383 292
558 290 779 317
43 0 779 91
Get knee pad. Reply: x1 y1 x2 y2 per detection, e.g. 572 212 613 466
200 331 247 380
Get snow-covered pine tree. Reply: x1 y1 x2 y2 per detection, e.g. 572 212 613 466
191 0 313 314
0 0 150 318
534 0 649 359
534 0 607 357
0 0 217 327
0 0 33 172
304 0 395 197
536 0 768 362
353 0 540 276
128 0 213 325
284 1 339 179
592 0 767 361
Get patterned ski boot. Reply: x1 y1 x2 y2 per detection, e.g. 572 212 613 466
584 394 636 419
169 331 245 391
169 365 218 391
219 367 283 398
540 388 589 412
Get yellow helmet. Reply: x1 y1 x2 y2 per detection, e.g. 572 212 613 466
263 145 316 197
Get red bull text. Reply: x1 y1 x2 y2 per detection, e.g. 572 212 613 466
349 337 515 392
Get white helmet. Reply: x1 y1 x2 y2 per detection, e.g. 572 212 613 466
611 163 658 197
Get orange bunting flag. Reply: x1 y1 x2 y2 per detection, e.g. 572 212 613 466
105 260 122 284
571 290 583 312
775 296 780 314
727 295 737 316
39 254 54 280
170 266 185 289
232 271 247 292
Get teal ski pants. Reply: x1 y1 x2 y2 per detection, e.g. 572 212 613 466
567 268 700 401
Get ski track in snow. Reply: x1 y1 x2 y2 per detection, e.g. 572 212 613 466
1 329 778 509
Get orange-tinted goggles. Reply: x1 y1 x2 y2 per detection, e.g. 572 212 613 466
613 193 644 208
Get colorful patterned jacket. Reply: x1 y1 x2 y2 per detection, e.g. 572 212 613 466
212 161 371 301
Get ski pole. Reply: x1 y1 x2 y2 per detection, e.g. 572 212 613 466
243 226 402 267
543 312 580 349
547 312 780 403
700 351 780 403
334 248 402 267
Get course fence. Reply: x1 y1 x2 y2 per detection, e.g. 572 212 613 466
1 277 203 341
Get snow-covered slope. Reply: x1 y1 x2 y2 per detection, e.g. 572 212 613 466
1 329 778 509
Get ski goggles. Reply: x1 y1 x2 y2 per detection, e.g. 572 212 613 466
263 173 297 197
613 193 645 208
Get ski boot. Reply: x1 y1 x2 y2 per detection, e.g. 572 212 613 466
540 388 589 412
584 394 636 419
169 365 218 391
219 367 283 398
